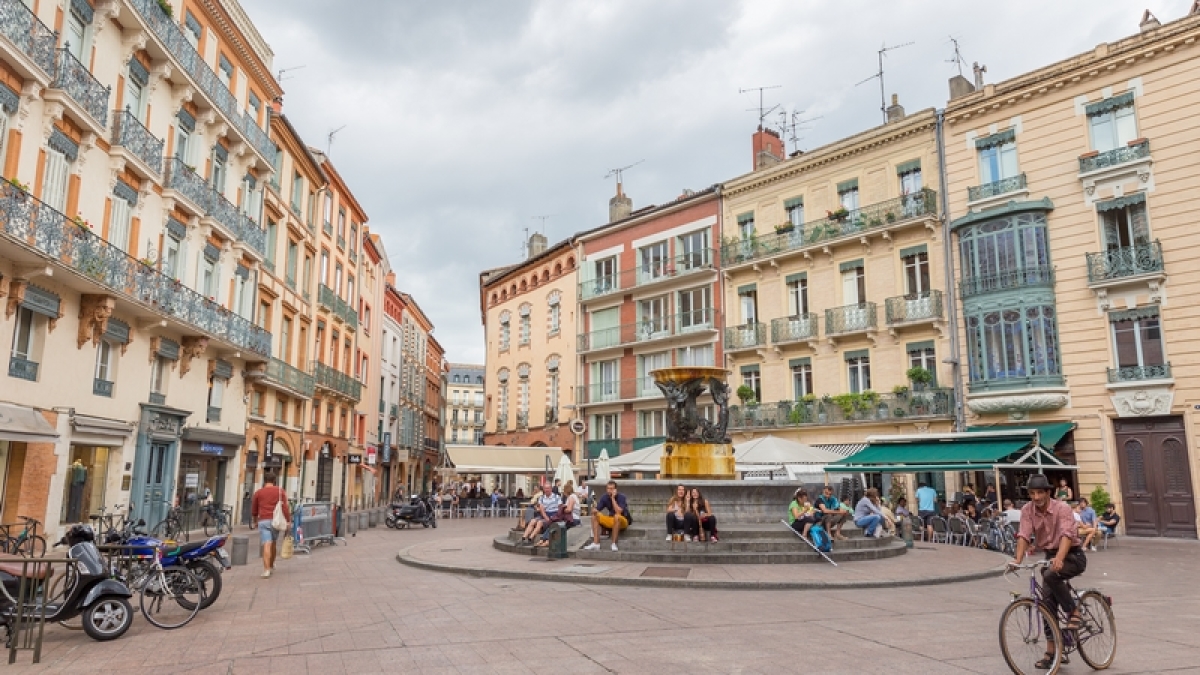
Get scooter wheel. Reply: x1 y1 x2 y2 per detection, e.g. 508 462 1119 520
422 520 430 528
431 518 437 529
82 596 133 642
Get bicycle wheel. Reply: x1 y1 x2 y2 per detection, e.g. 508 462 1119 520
999 598 1063 675
139 566 203 629
17 535 46 557
1076 591 1117 669
202 513 214 537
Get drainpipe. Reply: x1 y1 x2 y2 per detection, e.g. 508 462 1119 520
935 110 965 432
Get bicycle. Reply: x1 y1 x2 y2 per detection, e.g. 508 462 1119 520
199 503 231 536
88 504 129 541
106 544 204 629
0 516 46 557
151 505 187 543
999 560 1117 674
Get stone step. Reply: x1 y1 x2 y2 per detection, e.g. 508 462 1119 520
571 540 907 565
587 535 895 552
617 522 867 540
495 531 903 562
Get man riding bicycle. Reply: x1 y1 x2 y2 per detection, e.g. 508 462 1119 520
1009 473 1087 668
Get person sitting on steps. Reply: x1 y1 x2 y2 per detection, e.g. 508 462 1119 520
787 488 820 539
584 481 631 552
537 481 580 547
854 488 885 537
519 483 560 544
686 487 718 542
665 484 688 540
815 485 849 541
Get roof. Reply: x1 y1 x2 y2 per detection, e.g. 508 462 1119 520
574 185 721 244
273 114 328 184
734 436 844 465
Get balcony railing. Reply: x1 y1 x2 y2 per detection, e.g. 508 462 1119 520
1107 363 1171 383
1086 241 1164 284
93 378 113 397
0 182 272 356
725 322 766 350
885 290 944 324
721 189 937 267
770 314 818 343
317 283 359 329
112 108 164 174
258 357 314 398
127 0 276 165
0 0 56 75
1079 139 1150 173
960 265 1055 298
311 361 363 401
825 303 877 335
578 308 717 352
337 235 346 250
967 173 1027 202
729 389 955 430
165 158 266 257
576 377 661 405
516 412 529 430
390 404 399 418
496 414 508 431
8 356 37 381
579 248 716 301
52 47 110 127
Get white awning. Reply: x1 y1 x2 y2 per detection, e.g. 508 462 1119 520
445 445 573 474
0 402 59 444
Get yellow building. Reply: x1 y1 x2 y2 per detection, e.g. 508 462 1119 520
944 9 1200 537
720 109 957 453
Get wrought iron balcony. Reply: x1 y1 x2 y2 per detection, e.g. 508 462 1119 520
126 0 276 165
323 220 333 236
960 265 1055 298
725 322 766 351
967 173 1027 202
0 0 56 76
1107 363 1171 383
390 404 399 418
578 308 718 352
337 235 346 250
51 47 110 127
576 377 660 405
311 361 363 401
729 389 955 430
93 378 113 397
149 392 166 405
165 157 209 210
8 356 37 381
112 109 164 174
720 189 937 267
825 303 877 336
770 314 818 343
579 248 716 301
249 357 314 398
164 159 266 257
1086 241 1164 284
545 407 558 425
0 182 272 356
317 283 358 329
1079 139 1150 173
885 290 944 324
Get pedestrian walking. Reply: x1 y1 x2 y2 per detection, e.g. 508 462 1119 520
251 473 290 579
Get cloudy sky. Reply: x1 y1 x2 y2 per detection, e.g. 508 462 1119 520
242 0 1188 363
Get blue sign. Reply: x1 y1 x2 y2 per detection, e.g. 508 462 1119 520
200 442 223 455
382 433 392 462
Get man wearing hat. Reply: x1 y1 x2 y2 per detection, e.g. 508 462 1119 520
1009 473 1086 668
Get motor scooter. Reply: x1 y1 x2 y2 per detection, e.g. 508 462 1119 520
385 494 437 529
0 525 134 644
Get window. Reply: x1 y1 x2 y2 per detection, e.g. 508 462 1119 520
739 215 754 240
210 146 227 194
638 352 669 396
547 291 561 334
64 2 91 61
199 257 216 298
907 345 937 387
638 295 668 338
678 287 712 330
275 398 286 424
281 317 293 362
338 207 347 240
286 240 298 285
741 368 761 403
1100 198 1150 251
638 410 666 437
678 230 708 269
349 222 358 254
958 212 1052 293
174 119 191 164
319 249 329 285
841 264 866 305
207 376 226 422
592 360 618 402
1110 308 1164 373
738 287 757 324
499 311 511 351
846 353 871 394
787 276 808 316
257 300 271 330
677 344 714 367
977 134 1019 184
903 250 930 295
518 305 531 345
124 60 147 120
363 305 371 332
291 173 304 213
334 263 343 295
639 241 669 281
547 361 560 418
593 256 616 293
591 413 619 440
234 269 252 319
108 191 133 252
346 275 355 304
786 200 804 228
838 182 860 211
1088 95 1138 153
303 255 313 292
42 145 70 212
899 166 923 195
791 360 813 399
183 11 201 47
264 220 278 269
964 305 1061 388
218 54 233 88
150 356 168 397
10 307 39 379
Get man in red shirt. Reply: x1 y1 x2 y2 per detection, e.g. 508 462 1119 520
250 473 290 579
1010 473 1086 667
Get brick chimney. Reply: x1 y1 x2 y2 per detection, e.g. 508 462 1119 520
386 271 396 286
752 126 784 171
609 183 632 223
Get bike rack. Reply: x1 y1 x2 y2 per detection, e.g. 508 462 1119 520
3 555 71 665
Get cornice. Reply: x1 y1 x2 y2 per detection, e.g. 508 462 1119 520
200 0 283 99
946 14 1200 125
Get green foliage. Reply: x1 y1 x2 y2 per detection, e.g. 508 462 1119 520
736 384 756 405
906 366 934 385
892 385 910 396
1089 485 1112 513
156 0 174 17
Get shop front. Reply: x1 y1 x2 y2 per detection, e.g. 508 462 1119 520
0 402 60 523
178 427 243 510
60 413 134 525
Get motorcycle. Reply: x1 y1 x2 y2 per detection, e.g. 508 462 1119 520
0 525 134 644
105 520 229 610
386 494 437 529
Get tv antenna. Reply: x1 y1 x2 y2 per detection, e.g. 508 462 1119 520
277 64 306 82
604 160 643 191
739 85 782 128
326 125 346 155
776 108 823 155
855 41 914 123
530 214 554 233
947 36 967 77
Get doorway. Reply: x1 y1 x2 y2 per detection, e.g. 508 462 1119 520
316 453 333 502
1114 416 1196 538
135 442 175 528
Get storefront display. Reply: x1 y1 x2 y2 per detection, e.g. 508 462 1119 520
60 446 110 524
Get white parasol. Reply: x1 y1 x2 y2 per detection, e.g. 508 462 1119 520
553 452 575 487
595 449 611 483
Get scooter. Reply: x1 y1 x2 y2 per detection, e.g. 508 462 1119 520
0 524 134 644
386 494 437 529
106 520 229 609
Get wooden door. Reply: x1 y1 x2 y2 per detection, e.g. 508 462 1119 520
1115 417 1196 538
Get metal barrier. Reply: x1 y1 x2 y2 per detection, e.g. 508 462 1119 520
2 555 71 664
294 502 345 553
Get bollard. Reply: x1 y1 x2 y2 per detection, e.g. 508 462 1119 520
369 509 378 528
348 511 358 536
547 522 569 560
902 516 914 549
231 535 249 566
359 511 368 531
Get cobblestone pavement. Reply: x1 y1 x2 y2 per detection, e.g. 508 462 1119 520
11 517 1200 673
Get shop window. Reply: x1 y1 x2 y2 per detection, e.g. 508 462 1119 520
60 446 109 524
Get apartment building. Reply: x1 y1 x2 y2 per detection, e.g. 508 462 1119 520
380 275 407 499
425 334 446 491
480 236 579 460
720 109 956 449
353 230 387 507
445 363 485 446
943 8 1200 537
0 0 279 534
574 186 724 459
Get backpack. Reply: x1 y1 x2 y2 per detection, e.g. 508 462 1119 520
809 524 832 553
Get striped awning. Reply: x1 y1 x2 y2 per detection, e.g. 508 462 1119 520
810 443 867 458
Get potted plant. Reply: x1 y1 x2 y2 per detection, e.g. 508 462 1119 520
885 211 897 223
868 217 883 228
8 177 30 200
775 221 794 234
892 408 907 418
906 366 934 392
736 384 757 406
892 385 909 398
72 215 92 233
827 207 849 222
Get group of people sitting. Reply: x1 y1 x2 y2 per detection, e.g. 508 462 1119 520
787 485 894 540
516 481 582 547
664 485 719 542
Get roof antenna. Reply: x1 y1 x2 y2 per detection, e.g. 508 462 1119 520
530 215 553 234
947 36 967 77
855 41 914 123
739 85 782 129
776 107 823 155
604 160 643 195
277 64 306 82
326 125 346 155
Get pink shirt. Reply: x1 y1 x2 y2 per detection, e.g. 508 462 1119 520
1017 498 1080 552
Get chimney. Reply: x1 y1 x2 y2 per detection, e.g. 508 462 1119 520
1140 9 1161 31
752 126 784 171
386 271 396 287
271 96 283 114
948 75 975 100
885 93 905 123
973 62 988 88
526 232 548 259
609 183 632 222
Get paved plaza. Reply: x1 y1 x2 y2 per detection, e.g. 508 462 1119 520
11 518 1200 674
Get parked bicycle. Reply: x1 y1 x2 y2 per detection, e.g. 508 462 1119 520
999 560 1117 674
151 505 187 543
199 503 232 536
0 516 46 557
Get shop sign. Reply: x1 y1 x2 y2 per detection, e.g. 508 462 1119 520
264 430 275 459
367 446 377 466
200 442 223 455
381 433 391 463
348 455 362 465
185 473 199 487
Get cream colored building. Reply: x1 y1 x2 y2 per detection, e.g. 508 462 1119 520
445 363 484 446
944 8 1200 537
720 110 957 456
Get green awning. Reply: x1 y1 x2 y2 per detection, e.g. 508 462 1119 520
783 197 804 209
966 422 1076 449
737 212 755 224
829 436 1032 473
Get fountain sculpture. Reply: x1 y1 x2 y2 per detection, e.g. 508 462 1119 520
652 367 736 479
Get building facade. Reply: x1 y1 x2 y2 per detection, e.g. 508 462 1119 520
944 9 1200 537
445 363 485 446
0 0 280 535
719 109 957 452
574 187 724 459
354 230 386 507
426 334 446 490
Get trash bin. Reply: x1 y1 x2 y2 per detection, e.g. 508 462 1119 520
231 535 249 566
369 510 378 528
360 512 369 531
547 522 569 560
